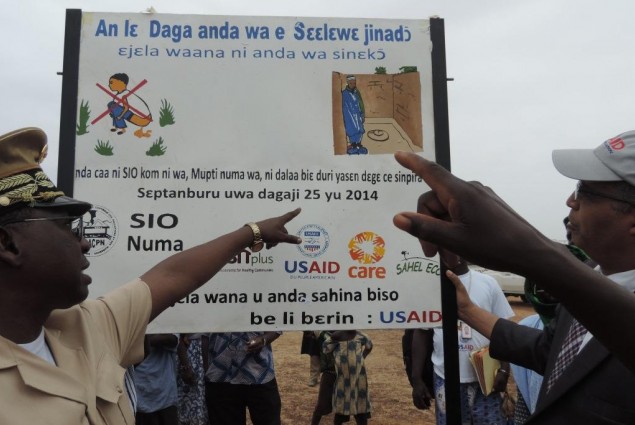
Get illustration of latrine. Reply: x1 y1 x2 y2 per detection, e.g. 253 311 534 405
332 71 423 156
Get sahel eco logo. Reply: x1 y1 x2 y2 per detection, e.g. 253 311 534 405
83 205 118 257
296 224 330 258
396 250 440 276
348 231 385 264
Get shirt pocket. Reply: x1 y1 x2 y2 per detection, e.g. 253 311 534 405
96 354 135 424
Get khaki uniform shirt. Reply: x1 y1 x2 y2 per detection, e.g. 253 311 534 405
0 279 152 425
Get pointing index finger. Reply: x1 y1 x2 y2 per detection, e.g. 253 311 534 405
283 207 302 222
394 151 457 204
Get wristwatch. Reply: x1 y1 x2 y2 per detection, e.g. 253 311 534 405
245 222 264 252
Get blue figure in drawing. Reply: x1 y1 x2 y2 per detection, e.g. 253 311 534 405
342 75 367 155
107 73 153 137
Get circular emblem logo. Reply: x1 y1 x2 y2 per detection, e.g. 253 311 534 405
296 224 330 258
82 205 118 257
348 231 385 264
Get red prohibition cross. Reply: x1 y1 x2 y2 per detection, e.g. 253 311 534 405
90 79 151 125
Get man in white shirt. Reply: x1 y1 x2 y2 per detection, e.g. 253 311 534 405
411 261 513 425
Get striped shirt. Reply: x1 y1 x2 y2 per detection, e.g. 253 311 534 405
124 365 137 412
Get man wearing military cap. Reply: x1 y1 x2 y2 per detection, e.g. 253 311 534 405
0 127 302 424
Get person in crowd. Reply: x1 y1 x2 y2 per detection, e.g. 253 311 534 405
323 330 373 425
310 330 336 425
402 328 433 411
134 334 180 425
411 260 513 425
0 127 302 424
177 333 210 425
205 331 283 425
392 130 635 423
301 330 321 387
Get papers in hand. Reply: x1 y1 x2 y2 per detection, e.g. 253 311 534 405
469 346 501 395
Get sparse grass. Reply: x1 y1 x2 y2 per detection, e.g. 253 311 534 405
76 99 91 135
159 99 176 127
399 66 418 73
146 136 167 156
94 140 113 156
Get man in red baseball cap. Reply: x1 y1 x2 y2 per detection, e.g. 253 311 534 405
393 130 635 424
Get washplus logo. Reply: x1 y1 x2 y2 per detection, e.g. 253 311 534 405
83 205 118 257
347 231 386 279
222 249 274 274
296 224 330 258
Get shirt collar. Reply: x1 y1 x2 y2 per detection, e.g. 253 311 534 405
605 268 635 292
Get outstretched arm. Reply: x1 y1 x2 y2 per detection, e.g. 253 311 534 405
392 152 635 372
142 208 301 320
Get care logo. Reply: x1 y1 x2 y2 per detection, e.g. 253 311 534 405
347 231 386 279
83 205 118 257
348 231 385 264
296 224 330 258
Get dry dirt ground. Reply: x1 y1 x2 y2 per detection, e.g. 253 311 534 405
268 297 532 425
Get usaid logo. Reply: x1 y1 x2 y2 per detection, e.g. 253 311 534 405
296 224 330 258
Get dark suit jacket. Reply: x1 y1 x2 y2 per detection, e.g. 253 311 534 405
491 307 635 424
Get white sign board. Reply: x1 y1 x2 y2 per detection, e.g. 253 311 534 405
69 12 443 332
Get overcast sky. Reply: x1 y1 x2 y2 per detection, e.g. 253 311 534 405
3 0 635 240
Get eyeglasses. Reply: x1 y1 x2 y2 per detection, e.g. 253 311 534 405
574 182 635 206
532 285 557 304
0 216 84 240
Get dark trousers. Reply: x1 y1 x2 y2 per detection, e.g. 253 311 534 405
205 379 281 425
314 371 337 416
136 405 178 425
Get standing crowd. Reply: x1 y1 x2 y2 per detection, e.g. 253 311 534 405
131 329 374 425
